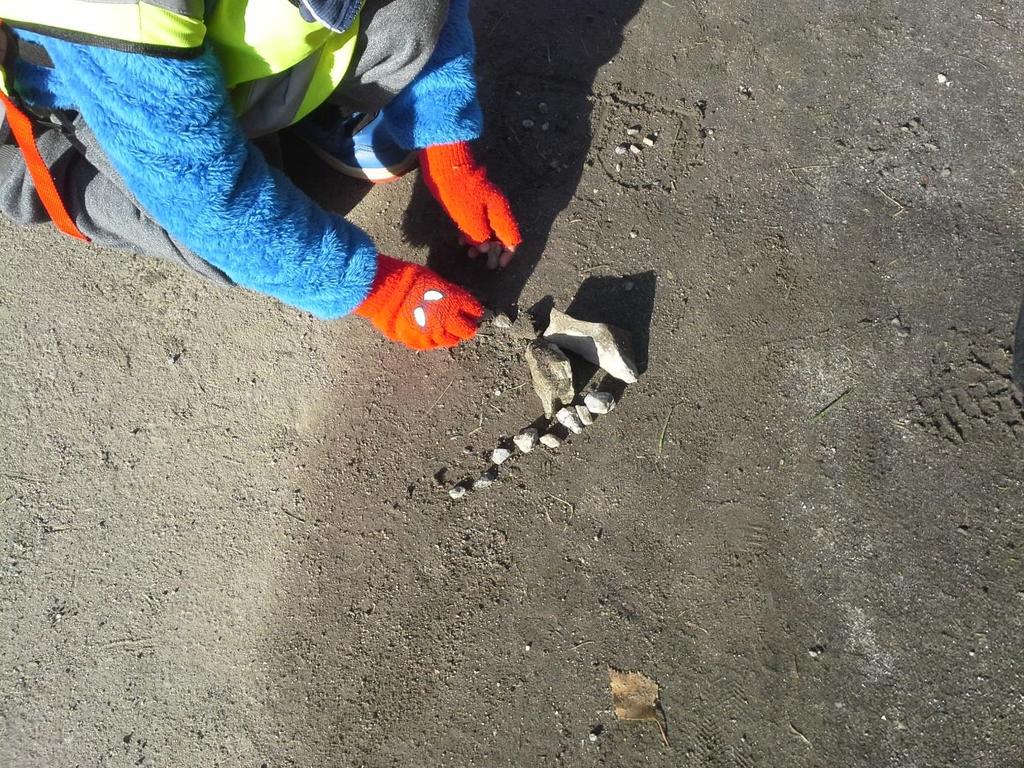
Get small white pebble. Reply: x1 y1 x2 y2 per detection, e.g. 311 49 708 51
584 392 616 415
589 733 598 743
614 144 628 155
539 433 562 449
629 144 642 155
642 135 656 147
491 447 511 465
492 313 513 329
448 486 467 500
625 126 640 136
556 407 584 435
936 73 948 84
513 428 539 453
575 405 594 426
473 475 495 490
628 230 638 239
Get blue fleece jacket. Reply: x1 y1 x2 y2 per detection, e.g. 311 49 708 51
12 0 483 319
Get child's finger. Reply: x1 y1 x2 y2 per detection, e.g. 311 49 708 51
485 192 522 250
447 312 481 340
450 203 493 246
486 246 500 270
432 329 463 348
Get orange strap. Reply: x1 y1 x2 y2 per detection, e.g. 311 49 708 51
0 89 89 242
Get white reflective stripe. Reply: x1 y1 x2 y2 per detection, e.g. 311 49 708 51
144 0 203 18
424 290 443 301
413 307 427 328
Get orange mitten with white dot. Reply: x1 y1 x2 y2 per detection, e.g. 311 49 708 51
355 254 484 350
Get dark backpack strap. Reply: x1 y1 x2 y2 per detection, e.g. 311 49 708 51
12 37 54 69
0 25 67 130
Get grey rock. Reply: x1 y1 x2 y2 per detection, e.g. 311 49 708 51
525 339 576 418
543 309 639 383
539 433 562 449
575 405 594 426
513 428 539 453
474 465 500 491
492 313 513 329
510 314 538 340
556 407 584 435
448 485 468 500
584 391 616 415
491 447 512 465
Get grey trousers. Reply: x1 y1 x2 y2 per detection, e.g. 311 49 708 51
0 0 447 284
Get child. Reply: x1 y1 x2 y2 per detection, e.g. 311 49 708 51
0 0 521 350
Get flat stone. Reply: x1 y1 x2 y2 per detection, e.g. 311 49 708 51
513 428 539 453
491 447 512 465
539 433 562 449
556 407 584 435
525 339 576 418
492 313 513 329
509 314 539 340
584 391 616 415
575 405 594 426
543 309 639 384
448 486 467 500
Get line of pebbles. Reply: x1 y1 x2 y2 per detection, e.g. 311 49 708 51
448 308 638 500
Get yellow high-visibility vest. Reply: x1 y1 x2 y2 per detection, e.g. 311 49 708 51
0 0 361 134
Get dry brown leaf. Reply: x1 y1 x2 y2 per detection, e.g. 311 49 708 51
608 668 669 746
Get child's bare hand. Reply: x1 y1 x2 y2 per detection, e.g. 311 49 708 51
460 237 516 270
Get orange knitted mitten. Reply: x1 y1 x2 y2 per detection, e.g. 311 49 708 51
355 254 484 350
420 141 522 252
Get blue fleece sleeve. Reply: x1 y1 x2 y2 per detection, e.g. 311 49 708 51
382 0 484 150
23 34 377 320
